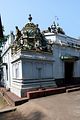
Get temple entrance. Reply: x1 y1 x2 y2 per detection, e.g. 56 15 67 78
64 62 74 85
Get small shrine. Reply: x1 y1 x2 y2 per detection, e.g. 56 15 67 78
1 14 80 98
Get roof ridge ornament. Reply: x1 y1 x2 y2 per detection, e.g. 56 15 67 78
28 14 32 22
12 15 53 53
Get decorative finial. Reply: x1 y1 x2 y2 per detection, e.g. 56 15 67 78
28 14 32 22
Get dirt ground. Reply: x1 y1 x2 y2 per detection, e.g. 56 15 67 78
1 91 80 120
0 94 8 109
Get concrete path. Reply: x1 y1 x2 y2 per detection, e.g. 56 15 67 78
18 91 80 120
1 91 80 120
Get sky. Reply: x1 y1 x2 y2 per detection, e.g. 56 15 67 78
0 0 80 38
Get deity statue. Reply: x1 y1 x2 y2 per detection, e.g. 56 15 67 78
51 21 58 33
15 26 22 41
35 24 40 34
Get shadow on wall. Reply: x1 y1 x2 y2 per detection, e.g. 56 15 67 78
55 78 80 87
55 79 65 87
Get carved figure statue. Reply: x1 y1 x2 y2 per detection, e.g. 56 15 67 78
36 24 40 34
57 27 65 35
15 26 22 41
51 21 58 33
48 27 51 32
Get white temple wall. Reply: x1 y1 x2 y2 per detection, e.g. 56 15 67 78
52 44 80 79
12 60 22 79
11 56 54 97
74 60 80 77
2 48 12 89
22 60 53 79
52 45 64 79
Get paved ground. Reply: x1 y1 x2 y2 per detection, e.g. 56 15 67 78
1 91 80 120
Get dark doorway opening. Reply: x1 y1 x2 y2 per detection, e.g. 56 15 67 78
64 62 74 85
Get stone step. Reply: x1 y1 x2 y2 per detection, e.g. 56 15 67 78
0 107 16 114
66 87 80 93
0 88 29 106
27 87 66 99
66 84 80 89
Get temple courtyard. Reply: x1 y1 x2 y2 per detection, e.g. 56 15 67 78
0 91 80 120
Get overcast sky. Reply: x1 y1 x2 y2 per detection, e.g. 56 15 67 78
0 0 80 38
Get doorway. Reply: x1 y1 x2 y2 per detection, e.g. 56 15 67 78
64 62 74 85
